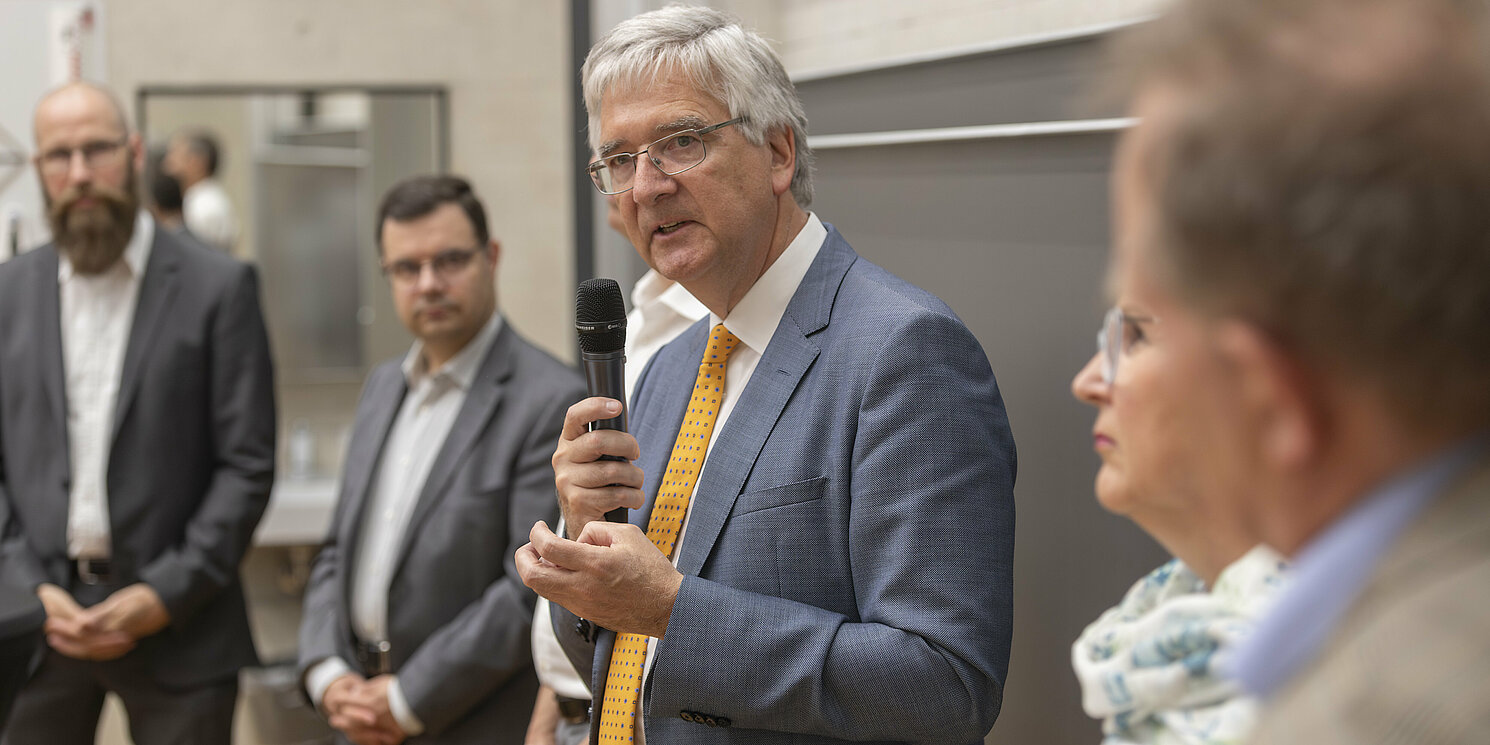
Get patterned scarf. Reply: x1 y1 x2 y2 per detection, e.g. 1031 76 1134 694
1072 545 1288 745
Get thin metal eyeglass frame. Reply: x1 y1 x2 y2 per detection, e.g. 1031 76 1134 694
36 137 130 176
1098 307 1160 385
381 246 482 285
586 116 748 195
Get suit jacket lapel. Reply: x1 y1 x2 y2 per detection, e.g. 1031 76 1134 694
673 230 855 578
112 234 180 444
632 321 710 532
390 324 514 572
36 249 67 447
337 367 407 605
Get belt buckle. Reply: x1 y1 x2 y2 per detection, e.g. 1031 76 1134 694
76 558 111 585
359 640 392 676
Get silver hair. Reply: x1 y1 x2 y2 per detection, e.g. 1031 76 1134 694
582 4 814 206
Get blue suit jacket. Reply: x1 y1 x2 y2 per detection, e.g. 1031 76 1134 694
583 225 1016 744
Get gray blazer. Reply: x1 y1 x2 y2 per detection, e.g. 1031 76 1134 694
1249 454 1490 745
567 225 1017 744
0 231 277 687
298 322 584 744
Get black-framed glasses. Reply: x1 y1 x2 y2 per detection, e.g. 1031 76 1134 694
586 117 747 195
1098 307 1160 385
36 137 129 177
381 247 481 285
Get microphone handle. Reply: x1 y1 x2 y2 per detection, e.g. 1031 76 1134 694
580 348 628 523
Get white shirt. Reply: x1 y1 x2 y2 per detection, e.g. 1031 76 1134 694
623 270 709 397
307 313 503 736
530 270 708 702
182 178 237 252
61 212 154 560
637 213 826 741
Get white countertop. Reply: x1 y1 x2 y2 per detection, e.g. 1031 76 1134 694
253 477 339 546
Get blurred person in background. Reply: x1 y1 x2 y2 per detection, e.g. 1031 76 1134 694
1103 0 1490 742
298 175 584 745
0 80 276 745
163 128 237 252
144 146 188 239
1070 314 1288 745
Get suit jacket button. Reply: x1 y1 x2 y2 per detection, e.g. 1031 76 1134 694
680 711 695 723
717 716 732 727
704 716 719 727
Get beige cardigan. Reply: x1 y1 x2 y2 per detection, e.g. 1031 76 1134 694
1250 456 1490 745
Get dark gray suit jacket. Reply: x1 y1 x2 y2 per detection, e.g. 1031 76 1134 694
568 225 1017 744
0 230 277 687
298 322 585 744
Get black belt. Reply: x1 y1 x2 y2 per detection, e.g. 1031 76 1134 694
72 558 115 586
555 695 590 725
354 639 392 676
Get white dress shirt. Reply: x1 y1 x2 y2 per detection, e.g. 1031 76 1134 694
530 269 708 703
623 270 709 397
182 178 237 252
307 313 504 736
61 212 154 560
635 213 826 742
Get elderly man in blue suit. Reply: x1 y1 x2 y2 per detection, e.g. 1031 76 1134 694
516 7 1017 744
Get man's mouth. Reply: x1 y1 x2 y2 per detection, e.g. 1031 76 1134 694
656 220 688 235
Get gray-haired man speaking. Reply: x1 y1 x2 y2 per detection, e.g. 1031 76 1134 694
517 7 1017 744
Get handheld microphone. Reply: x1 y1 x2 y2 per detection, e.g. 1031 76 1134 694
575 278 628 523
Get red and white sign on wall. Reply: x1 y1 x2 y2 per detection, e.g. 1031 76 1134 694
49 3 98 86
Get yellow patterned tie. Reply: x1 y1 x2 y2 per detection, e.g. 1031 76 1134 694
598 324 740 742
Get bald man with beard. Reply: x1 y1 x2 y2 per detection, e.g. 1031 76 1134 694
0 81 276 745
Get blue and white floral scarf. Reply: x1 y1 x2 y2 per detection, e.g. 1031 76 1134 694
1072 545 1288 745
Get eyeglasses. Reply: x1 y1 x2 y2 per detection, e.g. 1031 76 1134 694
586 117 747 195
1098 307 1160 385
381 247 482 285
36 138 129 177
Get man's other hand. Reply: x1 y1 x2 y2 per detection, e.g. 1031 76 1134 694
324 674 405 745
516 519 682 638
38 583 136 661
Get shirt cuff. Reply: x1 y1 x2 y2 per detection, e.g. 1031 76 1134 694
387 676 426 736
306 657 354 710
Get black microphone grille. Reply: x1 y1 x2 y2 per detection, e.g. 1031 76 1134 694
576 278 627 354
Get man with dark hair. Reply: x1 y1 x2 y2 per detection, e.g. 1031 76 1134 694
164 128 236 252
1103 0 1490 742
518 7 1016 744
145 146 187 237
298 175 584 745
0 80 276 745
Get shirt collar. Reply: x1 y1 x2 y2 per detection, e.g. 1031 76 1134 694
632 269 708 321
58 211 155 283
402 311 504 390
1229 432 1490 696
712 212 826 355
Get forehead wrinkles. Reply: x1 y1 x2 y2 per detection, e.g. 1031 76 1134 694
595 73 727 151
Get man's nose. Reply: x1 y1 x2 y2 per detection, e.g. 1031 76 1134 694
65 150 95 188
414 262 447 293
630 155 677 202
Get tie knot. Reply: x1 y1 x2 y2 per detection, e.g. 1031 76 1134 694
702 324 741 367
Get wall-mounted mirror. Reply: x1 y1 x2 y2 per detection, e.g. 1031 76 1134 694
139 86 448 384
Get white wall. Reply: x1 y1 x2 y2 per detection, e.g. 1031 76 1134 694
775 0 1165 74
107 0 577 361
